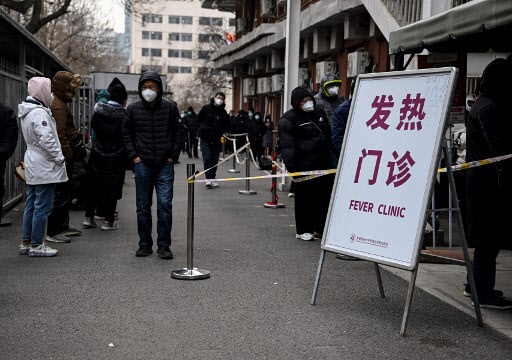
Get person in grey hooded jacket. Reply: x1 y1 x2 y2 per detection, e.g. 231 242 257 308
314 72 344 126
18 77 67 257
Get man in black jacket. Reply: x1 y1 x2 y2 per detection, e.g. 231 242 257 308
197 92 230 188
278 86 334 241
122 71 185 259
0 103 19 227
182 106 199 158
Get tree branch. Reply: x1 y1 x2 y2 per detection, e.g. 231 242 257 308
25 0 72 34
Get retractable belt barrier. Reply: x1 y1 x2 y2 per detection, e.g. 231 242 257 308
188 153 512 184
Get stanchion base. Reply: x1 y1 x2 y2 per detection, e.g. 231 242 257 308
239 190 257 195
171 268 210 280
263 202 285 208
228 169 240 173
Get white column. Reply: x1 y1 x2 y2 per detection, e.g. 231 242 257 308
283 0 301 112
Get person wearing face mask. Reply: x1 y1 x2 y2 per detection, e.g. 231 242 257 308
182 106 199 158
197 92 230 188
46 71 83 244
18 77 68 257
314 72 344 126
247 111 266 161
278 86 335 241
231 109 247 152
262 114 274 156
122 71 185 259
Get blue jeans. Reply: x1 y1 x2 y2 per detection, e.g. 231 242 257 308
22 184 56 246
200 140 221 179
134 162 174 248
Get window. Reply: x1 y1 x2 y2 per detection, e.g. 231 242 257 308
150 48 162 57
142 31 162 40
180 67 192 74
197 51 210 60
142 48 150 56
169 15 180 24
181 16 192 25
181 50 192 59
142 65 162 73
143 14 162 23
181 33 192 41
169 33 180 41
199 17 210 25
199 34 211 43
211 18 223 26
168 49 180 58
168 66 180 73
229 18 236 27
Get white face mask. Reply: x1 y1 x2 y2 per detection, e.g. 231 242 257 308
302 100 314 112
214 98 224 106
248 111 254 118
327 86 339 96
255 115 260 120
142 89 157 102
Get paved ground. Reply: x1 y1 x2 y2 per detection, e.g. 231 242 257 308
1 158 512 360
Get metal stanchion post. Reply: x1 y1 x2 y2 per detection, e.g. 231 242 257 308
264 158 285 208
171 164 210 280
228 138 240 173
220 140 226 161
239 148 257 195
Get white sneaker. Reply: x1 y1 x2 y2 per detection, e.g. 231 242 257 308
19 243 30 255
288 193 295 198
296 233 314 241
205 180 212 189
101 222 119 231
29 243 58 257
83 217 97 228
211 181 219 188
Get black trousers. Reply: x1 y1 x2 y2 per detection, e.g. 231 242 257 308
294 174 334 234
0 159 6 220
189 137 199 158
47 161 73 236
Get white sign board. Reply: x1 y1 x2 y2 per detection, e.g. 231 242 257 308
322 68 458 270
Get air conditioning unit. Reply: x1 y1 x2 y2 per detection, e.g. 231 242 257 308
243 78 256 96
271 74 284 92
298 67 308 85
261 0 274 18
236 18 247 33
257 77 272 94
347 51 369 78
315 61 337 83
255 56 266 72
271 49 284 70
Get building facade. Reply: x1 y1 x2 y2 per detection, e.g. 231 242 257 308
129 0 235 110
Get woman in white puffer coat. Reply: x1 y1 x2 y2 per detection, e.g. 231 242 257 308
18 77 67 257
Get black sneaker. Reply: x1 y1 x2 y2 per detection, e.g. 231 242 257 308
473 295 512 310
61 227 82 236
157 247 174 260
463 287 504 298
135 246 153 257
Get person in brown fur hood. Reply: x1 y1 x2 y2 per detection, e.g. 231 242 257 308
47 71 83 243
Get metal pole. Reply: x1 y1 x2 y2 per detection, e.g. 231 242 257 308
171 164 210 280
311 249 326 305
239 148 257 195
400 266 419 337
447 129 453 249
228 139 240 173
374 263 385 298
431 190 436 250
284 0 300 112
442 145 483 327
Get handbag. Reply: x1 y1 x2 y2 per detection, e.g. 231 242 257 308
14 162 25 182
258 156 273 171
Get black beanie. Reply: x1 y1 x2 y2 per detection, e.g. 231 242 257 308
215 91 226 99
107 77 128 104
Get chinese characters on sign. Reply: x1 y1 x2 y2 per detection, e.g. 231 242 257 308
354 93 426 188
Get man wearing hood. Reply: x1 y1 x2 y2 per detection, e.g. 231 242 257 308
314 72 344 125
182 106 199 158
465 59 512 309
278 86 334 241
83 77 128 231
18 77 67 257
197 91 230 188
0 103 18 227
47 71 83 243
122 71 185 259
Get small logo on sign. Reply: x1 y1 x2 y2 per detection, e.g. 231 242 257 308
350 233 356 243
319 117 324 122
42 121 48 126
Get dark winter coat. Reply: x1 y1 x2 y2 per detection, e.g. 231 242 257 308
314 73 344 125
332 98 351 161
278 87 333 172
88 102 128 200
247 116 266 147
123 71 185 166
197 99 230 143
0 103 19 161
182 112 199 137
231 113 247 135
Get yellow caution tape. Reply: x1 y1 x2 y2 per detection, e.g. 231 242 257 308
437 154 512 173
